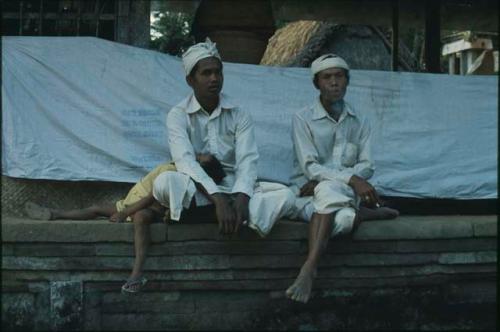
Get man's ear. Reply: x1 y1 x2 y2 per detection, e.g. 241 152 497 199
186 75 193 88
313 77 320 90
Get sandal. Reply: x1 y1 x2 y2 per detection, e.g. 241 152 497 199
121 276 148 294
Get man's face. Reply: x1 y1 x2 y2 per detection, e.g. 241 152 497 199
187 57 223 99
315 67 348 102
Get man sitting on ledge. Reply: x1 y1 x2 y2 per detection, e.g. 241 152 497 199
152 38 294 239
286 54 399 303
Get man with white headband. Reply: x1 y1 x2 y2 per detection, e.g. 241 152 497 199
152 38 294 239
286 54 399 303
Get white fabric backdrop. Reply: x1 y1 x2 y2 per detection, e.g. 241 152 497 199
2 37 497 199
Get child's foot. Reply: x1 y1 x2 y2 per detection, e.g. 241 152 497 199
24 202 52 220
121 276 148 294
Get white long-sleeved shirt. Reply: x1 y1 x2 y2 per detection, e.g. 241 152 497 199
290 97 374 190
167 93 258 197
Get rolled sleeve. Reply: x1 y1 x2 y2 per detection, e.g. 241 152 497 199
167 108 220 195
231 110 258 197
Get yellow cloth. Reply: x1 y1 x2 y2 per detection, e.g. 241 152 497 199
115 163 176 220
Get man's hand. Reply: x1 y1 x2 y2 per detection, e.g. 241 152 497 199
299 180 319 197
233 193 250 233
109 211 128 223
212 193 236 234
348 175 380 208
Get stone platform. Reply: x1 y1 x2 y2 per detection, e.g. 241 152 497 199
1 215 497 330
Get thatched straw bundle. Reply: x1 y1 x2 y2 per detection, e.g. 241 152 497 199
260 20 321 66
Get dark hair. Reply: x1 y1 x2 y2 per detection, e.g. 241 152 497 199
313 68 350 89
200 155 226 184
188 57 223 78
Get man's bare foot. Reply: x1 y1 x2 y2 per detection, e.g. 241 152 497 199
285 262 316 303
24 202 52 220
358 206 399 221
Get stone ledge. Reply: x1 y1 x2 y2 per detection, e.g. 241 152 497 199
3 238 496 256
1 217 166 243
3 251 496 271
1 215 497 242
3 264 496 284
352 216 497 240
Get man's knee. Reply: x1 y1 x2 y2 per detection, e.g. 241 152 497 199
255 186 296 214
153 171 183 190
153 171 187 205
312 180 355 214
332 207 356 236
314 180 349 197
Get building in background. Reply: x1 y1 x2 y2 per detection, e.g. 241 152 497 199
442 31 498 75
2 0 150 48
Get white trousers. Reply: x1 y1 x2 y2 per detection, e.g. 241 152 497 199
290 179 360 237
152 171 295 237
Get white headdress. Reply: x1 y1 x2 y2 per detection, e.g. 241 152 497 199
182 37 221 76
310 53 350 78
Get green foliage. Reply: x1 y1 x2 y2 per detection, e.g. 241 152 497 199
150 11 195 56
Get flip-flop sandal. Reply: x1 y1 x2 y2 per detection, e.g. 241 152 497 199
24 202 52 220
121 276 148 294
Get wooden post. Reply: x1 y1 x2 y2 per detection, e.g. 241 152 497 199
19 0 24 35
392 0 399 71
424 0 441 73
448 54 456 74
38 0 43 35
95 0 100 37
76 0 81 36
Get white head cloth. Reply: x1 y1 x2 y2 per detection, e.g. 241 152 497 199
182 37 221 76
310 53 350 78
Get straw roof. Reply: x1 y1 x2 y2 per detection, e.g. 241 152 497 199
260 20 420 71
260 21 322 66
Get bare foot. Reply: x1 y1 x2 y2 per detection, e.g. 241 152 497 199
285 262 316 303
358 206 399 221
24 202 52 220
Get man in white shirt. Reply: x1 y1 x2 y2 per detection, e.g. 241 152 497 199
286 54 399 303
153 38 294 237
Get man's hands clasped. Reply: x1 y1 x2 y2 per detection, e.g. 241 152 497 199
212 192 250 235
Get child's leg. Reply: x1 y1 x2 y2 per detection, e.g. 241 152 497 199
25 202 117 221
125 206 164 292
47 203 116 220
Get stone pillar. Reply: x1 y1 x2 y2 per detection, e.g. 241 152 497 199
192 0 275 64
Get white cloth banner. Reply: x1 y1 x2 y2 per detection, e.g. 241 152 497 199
2 37 497 199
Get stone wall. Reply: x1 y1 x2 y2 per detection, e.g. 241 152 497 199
1 215 497 330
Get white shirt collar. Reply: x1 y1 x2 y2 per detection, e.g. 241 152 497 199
185 92 236 115
312 96 356 121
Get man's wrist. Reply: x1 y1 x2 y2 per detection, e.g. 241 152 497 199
348 174 361 186
235 192 250 200
211 193 226 204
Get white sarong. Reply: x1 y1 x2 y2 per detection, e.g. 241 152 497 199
153 171 295 237
290 179 360 237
